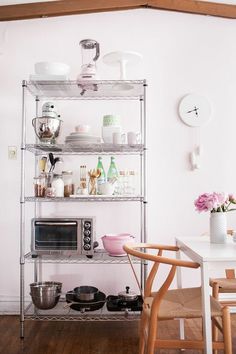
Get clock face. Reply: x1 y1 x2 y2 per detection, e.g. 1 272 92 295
178 94 211 127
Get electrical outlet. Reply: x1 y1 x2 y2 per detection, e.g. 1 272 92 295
8 146 17 160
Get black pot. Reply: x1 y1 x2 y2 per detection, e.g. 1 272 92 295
73 286 98 301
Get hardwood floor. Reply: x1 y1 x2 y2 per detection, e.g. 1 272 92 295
0 315 236 354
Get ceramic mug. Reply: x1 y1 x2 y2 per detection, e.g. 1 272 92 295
112 132 126 144
75 124 90 133
127 131 141 145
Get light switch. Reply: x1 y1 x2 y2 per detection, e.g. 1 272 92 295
8 146 17 160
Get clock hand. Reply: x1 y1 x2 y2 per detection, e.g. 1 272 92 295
186 106 199 116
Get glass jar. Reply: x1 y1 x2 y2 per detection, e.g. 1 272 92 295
52 174 64 197
33 174 46 197
62 171 74 197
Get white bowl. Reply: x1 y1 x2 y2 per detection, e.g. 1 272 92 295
99 182 115 195
35 62 70 76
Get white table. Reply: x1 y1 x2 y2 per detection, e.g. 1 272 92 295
175 236 236 354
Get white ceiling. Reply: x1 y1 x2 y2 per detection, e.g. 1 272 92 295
0 0 235 4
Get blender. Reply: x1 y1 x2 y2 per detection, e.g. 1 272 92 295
78 39 100 80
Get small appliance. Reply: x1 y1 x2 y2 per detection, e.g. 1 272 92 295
78 39 100 80
31 217 96 256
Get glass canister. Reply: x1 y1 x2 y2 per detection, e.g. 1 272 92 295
33 174 46 197
51 174 64 197
62 171 74 197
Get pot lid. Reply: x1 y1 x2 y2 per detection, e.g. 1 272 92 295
118 286 138 301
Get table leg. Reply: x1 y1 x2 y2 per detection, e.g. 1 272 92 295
201 262 212 354
176 245 185 340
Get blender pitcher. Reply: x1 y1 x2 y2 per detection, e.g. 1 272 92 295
78 39 100 80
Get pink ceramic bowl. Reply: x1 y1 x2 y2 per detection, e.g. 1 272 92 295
101 233 135 256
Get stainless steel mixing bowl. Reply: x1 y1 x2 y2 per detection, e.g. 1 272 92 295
30 281 62 310
32 116 63 144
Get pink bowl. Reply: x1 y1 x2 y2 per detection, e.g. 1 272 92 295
101 233 134 256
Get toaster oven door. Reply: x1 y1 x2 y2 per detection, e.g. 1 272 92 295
33 219 80 252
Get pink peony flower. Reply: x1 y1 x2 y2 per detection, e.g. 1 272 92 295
194 192 233 213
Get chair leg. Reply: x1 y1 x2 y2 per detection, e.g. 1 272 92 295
212 282 220 300
146 314 158 354
222 306 232 354
212 282 220 354
139 311 148 354
212 317 219 354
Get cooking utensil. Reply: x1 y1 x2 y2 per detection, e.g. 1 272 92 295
30 281 62 310
32 116 62 144
63 298 105 309
88 169 101 195
118 286 138 301
65 290 106 312
101 233 135 256
38 156 47 173
73 286 99 301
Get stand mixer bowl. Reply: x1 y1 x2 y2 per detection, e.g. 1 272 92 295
32 116 63 144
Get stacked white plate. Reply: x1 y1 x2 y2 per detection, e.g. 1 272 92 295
65 132 101 145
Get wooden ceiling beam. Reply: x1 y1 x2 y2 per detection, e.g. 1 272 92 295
0 0 147 21
148 0 236 19
0 0 235 21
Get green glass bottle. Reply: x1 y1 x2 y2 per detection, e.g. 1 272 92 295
107 157 119 193
97 156 106 194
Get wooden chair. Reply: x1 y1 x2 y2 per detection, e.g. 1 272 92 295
210 229 236 306
123 242 232 354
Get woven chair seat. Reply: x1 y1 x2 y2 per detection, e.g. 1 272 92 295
144 287 222 320
210 278 236 292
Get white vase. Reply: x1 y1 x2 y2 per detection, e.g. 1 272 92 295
209 212 227 244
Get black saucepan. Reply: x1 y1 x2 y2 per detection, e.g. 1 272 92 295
73 286 99 301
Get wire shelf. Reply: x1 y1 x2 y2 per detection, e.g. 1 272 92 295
25 195 143 202
24 301 141 322
24 250 141 264
24 80 145 100
25 143 145 155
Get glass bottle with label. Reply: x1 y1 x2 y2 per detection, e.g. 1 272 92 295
97 157 106 194
107 156 119 194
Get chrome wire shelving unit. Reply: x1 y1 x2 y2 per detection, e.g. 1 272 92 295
20 79 147 337
24 250 141 264
25 143 145 155
25 196 143 202
24 301 140 322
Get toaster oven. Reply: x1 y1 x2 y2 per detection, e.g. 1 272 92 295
31 217 95 256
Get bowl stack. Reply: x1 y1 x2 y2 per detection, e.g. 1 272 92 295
30 281 62 310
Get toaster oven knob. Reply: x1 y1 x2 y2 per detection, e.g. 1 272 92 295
84 230 91 236
84 222 91 229
83 237 91 243
83 244 91 250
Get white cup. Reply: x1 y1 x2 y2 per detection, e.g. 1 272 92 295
127 131 141 145
113 132 126 144
75 124 90 133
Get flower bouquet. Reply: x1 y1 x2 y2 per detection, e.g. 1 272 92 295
194 192 236 213
194 192 236 244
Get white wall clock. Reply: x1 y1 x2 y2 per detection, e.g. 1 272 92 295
178 94 211 127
